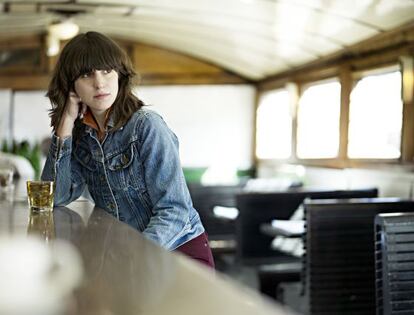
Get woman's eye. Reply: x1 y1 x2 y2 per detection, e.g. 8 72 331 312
103 69 112 74
81 72 91 78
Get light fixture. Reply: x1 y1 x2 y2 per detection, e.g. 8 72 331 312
46 34 60 57
46 20 79 56
49 20 79 40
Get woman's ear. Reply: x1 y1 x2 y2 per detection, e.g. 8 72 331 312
78 102 87 120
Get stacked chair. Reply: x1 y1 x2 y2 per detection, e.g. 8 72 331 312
234 188 378 299
236 188 378 265
375 213 414 315
304 198 414 315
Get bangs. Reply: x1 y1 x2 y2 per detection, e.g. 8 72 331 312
62 32 125 82
47 31 143 133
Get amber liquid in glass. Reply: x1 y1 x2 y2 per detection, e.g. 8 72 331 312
26 181 54 212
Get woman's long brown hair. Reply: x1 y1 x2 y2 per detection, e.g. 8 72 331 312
47 31 144 138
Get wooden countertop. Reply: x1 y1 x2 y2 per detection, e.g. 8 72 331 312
0 198 296 315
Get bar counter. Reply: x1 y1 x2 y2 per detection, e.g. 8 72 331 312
0 198 296 315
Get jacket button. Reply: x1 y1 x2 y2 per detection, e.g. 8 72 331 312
121 154 129 165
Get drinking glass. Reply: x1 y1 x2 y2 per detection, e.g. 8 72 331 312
0 167 14 201
26 181 55 212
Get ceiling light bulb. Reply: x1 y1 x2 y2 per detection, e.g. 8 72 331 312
49 21 79 40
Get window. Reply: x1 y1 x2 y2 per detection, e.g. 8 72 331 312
348 70 402 159
296 80 341 159
256 89 292 159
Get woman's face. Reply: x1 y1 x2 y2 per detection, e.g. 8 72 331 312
74 69 119 116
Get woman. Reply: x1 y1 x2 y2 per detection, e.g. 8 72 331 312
42 31 214 268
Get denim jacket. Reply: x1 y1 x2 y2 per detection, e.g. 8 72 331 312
42 109 204 250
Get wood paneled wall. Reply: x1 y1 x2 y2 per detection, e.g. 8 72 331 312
0 35 247 90
133 43 246 85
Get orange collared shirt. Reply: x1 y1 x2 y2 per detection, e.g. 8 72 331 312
82 108 112 141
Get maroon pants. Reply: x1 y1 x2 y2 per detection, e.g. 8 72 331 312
175 232 215 269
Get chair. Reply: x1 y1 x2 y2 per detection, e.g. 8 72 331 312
375 212 414 315
235 188 378 265
304 198 414 315
235 188 378 301
187 182 244 268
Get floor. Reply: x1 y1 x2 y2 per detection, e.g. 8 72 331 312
214 253 307 315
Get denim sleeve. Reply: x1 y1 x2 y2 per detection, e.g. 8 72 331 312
41 133 86 206
138 112 193 250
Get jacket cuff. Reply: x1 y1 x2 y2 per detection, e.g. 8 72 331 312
51 133 72 160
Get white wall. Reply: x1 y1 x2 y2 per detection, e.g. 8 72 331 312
4 85 256 170
345 168 413 198
0 90 11 144
13 91 52 144
136 85 255 169
257 163 414 198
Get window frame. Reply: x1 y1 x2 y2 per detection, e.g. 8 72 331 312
255 58 414 169
255 88 293 160
295 77 342 160
346 65 404 163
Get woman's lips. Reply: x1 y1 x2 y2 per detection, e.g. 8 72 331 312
94 93 110 99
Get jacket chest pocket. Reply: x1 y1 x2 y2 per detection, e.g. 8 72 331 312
73 145 97 188
106 143 143 191
74 146 97 172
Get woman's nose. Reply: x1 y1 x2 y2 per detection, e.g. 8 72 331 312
94 72 105 89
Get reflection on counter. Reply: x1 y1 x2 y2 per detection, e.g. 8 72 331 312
27 210 55 242
74 208 177 314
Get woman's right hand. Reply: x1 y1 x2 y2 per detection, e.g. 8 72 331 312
57 92 87 139
63 91 87 123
